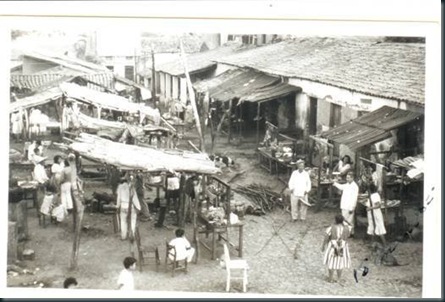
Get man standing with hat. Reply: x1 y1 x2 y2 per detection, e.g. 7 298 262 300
288 159 312 222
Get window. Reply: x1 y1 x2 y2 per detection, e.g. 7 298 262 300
106 65 114 72
125 56 133 60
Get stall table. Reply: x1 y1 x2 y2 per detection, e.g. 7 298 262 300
196 214 244 260
256 148 278 174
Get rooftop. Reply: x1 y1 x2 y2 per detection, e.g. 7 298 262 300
216 37 425 105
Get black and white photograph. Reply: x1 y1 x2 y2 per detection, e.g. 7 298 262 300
0 1 441 299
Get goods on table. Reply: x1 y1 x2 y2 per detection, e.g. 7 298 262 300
201 206 226 226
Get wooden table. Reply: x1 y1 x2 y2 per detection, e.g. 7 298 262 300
256 148 278 174
196 214 244 260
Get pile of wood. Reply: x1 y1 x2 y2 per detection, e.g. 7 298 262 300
233 184 285 214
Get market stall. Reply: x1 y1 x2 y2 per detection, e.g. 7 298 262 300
195 176 244 261
313 106 424 233
256 121 307 181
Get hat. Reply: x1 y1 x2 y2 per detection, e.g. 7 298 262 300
296 159 305 165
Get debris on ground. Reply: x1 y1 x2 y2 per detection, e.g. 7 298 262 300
233 183 286 214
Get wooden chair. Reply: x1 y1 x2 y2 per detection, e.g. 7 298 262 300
223 243 249 292
134 227 160 272
165 242 188 277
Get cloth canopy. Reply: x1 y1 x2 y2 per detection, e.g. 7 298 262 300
10 86 63 113
70 133 219 174
60 83 159 122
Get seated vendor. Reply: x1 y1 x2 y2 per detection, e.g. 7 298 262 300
334 155 353 176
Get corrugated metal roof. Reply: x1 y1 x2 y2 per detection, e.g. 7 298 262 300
321 106 423 150
216 38 425 105
10 72 114 91
203 68 300 103
157 43 254 77
193 68 244 93
10 86 63 113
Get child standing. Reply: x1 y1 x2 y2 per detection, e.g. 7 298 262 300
117 257 137 290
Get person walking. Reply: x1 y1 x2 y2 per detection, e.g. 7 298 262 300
321 214 352 283
116 175 141 240
287 159 312 222
333 171 359 236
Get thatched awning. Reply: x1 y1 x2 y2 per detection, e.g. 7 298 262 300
70 133 219 174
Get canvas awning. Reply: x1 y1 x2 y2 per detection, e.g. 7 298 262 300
203 69 300 103
320 106 423 151
60 83 158 122
10 86 63 113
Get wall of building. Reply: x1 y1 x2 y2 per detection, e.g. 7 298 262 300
165 73 172 102
180 77 187 103
288 78 406 114
172 76 180 100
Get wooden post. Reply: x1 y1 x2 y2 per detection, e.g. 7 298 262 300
8 221 18 262
179 39 205 152
151 47 156 104
178 173 186 228
256 102 261 146
69 155 85 270
228 99 233 144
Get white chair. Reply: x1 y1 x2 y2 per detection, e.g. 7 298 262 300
223 243 249 292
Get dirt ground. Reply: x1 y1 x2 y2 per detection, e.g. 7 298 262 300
7 132 423 297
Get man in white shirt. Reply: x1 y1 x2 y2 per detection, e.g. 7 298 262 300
333 172 359 236
116 175 141 240
288 160 312 222
168 228 195 263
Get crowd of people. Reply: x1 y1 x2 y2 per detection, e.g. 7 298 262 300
288 159 387 283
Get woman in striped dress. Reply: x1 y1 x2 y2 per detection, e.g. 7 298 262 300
321 214 351 283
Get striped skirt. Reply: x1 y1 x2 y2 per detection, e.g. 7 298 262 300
323 240 351 270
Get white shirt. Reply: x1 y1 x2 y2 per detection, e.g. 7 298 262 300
167 175 180 190
288 169 311 197
168 237 192 261
334 181 359 211
117 182 141 211
33 164 49 184
51 163 64 174
117 269 134 290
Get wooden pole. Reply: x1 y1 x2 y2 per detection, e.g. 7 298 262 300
256 102 261 146
179 39 205 152
69 155 85 270
151 46 156 105
179 173 186 228
228 99 233 144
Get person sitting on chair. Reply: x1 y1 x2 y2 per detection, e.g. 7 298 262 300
168 228 195 263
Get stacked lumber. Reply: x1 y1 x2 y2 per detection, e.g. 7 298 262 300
233 183 285 214
69 133 219 174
